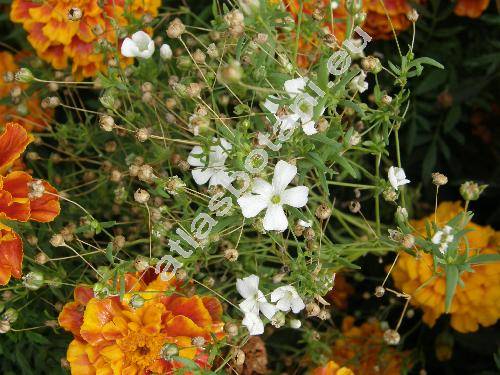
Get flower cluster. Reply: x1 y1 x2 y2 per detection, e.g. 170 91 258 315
392 201 500 333
10 0 161 78
58 272 224 374
0 122 60 285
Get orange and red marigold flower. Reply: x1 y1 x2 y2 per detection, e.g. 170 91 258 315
312 316 411 375
392 201 500 333
10 0 161 79
58 272 225 374
0 51 53 131
0 122 60 285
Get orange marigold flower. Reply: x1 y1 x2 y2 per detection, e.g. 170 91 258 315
454 0 490 18
312 360 354 375
363 0 412 40
319 316 411 375
10 0 161 79
0 223 23 285
392 201 500 333
0 122 60 285
59 273 225 374
0 51 53 131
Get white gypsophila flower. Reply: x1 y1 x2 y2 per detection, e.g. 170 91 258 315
121 31 155 59
270 285 305 313
187 138 233 187
346 38 366 59
159 44 173 60
388 166 410 190
432 225 454 254
242 312 264 335
298 219 312 228
349 70 369 93
263 96 300 133
237 275 277 320
285 77 325 135
237 160 309 232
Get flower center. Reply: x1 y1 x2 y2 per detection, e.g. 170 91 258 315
117 331 167 371
271 195 281 204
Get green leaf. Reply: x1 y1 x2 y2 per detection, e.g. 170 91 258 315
468 254 500 265
443 105 461 133
409 57 444 70
106 242 114 264
445 265 459 313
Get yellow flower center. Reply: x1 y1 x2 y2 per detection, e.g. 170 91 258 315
117 331 167 371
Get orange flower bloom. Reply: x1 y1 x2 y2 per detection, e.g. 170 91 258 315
317 316 410 375
0 51 53 131
391 201 500 333
10 0 161 79
312 360 354 375
0 122 60 285
454 0 490 18
59 273 225 374
363 0 412 40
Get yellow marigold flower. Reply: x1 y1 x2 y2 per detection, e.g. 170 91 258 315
10 0 161 79
392 201 500 333
311 359 355 375
363 0 412 40
0 51 52 131
58 273 225 374
315 316 410 375
454 0 490 18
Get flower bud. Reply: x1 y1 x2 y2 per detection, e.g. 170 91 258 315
35 251 49 265
50 234 66 247
306 302 321 317
134 255 150 272
395 206 408 222
381 94 393 105
22 271 44 290
383 187 398 202
134 189 150 204
135 128 151 142
406 8 419 22
383 329 400 345
192 336 205 347
290 319 302 329
361 56 382 74
3 307 18 323
224 248 239 262
315 203 332 220
374 285 385 298
460 181 487 201
129 294 145 309
0 320 10 334
271 311 286 328
15 68 34 83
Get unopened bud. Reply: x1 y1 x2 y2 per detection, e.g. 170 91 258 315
50 234 65 247
374 286 385 298
15 68 34 83
406 8 419 23
460 181 487 201
22 271 44 290
167 18 186 38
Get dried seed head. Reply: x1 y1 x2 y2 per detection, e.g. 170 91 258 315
99 115 114 132
0 320 11 334
306 302 321 317
224 248 239 262
234 349 246 366
316 117 329 133
109 169 122 182
134 189 150 204
315 203 332 220
165 176 186 195
361 56 382 73
318 309 331 320
382 187 398 202
35 251 49 265
192 49 206 64
138 164 156 183
134 255 149 272
129 164 140 177
26 234 38 246
135 128 151 142
383 329 400 345
192 336 205 347
167 18 186 39
68 7 83 21
50 234 65 247
3 71 14 83
225 322 239 337
374 285 385 298
349 200 361 213
401 234 415 249
28 179 45 199
304 227 316 240
381 94 393 105
105 140 117 153
406 8 419 22
349 130 361 146
186 82 202 98
45 319 59 328
432 172 448 186
141 82 154 93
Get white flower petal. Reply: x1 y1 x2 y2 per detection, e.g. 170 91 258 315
187 146 205 167
270 287 286 303
239 298 259 315
290 297 305 313
263 204 288 232
272 160 297 193
132 30 151 46
209 170 233 187
242 312 264 335
237 195 268 218
120 38 139 57
236 275 260 299
263 97 280 114
192 168 215 185
281 186 309 208
276 298 292 312
302 121 318 135
252 178 273 199
259 301 277 320
284 77 308 96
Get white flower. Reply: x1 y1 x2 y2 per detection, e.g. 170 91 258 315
349 70 369 93
237 160 309 232
298 219 312 228
388 166 410 190
285 78 325 135
284 77 308 96
432 225 454 254
271 285 305 313
263 96 299 132
237 275 277 319
121 31 155 59
242 312 264 335
187 138 233 187
160 44 173 60
290 318 302 329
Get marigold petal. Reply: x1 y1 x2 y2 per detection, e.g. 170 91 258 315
0 122 33 174
164 295 213 328
67 339 96 375
29 180 60 222
81 298 125 346
0 225 23 285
